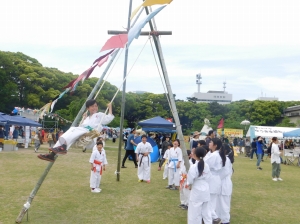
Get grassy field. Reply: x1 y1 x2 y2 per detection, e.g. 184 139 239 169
0 139 300 224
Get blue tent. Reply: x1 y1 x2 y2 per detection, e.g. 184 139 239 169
283 129 300 137
133 136 159 163
138 116 176 133
0 112 41 127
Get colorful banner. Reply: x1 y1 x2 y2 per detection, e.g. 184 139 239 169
217 128 243 137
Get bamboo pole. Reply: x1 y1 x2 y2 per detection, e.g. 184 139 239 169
116 0 133 181
15 43 120 224
144 6 190 171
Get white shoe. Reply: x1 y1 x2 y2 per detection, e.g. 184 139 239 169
277 178 283 181
272 178 278 181
96 188 102 192
91 188 101 193
163 177 166 179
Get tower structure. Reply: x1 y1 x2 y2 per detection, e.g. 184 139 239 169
196 73 202 93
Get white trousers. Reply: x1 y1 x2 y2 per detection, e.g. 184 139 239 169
90 170 102 188
216 195 231 223
180 187 190 205
168 168 180 186
163 163 168 179
54 127 89 150
209 193 218 219
188 201 211 224
137 156 151 181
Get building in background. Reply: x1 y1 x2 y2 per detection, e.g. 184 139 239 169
283 105 300 127
257 96 278 101
191 74 232 104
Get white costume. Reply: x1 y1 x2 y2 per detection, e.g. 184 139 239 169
163 149 169 179
204 150 222 220
54 112 114 150
168 146 183 186
92 145 107 164
89 149 108 189
216 156 233 223
135 142 153 181
179 164 190 206
187 161 212 224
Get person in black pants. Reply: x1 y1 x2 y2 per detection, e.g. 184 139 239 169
158 136 171 171
122 128 138 168
250 138 257 160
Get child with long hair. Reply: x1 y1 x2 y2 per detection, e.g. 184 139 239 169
204 138 226 224
187 147 211 224
216 143 233 224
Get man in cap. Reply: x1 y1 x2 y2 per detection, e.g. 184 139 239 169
190 131 200 151
121 128 138 168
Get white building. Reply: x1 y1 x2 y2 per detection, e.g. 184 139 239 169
191 90 232 104
257 96 278 101
193 74 232 104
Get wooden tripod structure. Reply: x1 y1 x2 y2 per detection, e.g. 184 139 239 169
15 1 189 222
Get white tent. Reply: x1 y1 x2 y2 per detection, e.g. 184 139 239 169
246 125 298 139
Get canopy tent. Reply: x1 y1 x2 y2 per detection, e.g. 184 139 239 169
0 112 41 127
246 125 298 139
138 116 176 133
283 128 300 137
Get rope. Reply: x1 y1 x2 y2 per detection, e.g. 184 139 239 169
78 48 124 126
148 36 174 116
95 37 151 131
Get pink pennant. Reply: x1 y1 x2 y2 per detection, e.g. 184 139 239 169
100 34 128 52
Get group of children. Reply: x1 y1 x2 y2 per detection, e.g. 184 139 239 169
160 138 234 224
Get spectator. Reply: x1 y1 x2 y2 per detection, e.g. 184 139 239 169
256 136 264 170
158 136 171 171
205 130 215 146
121 128 138 168
13 127 19 141
271 137 283 181
190 131 200 151
250 138 257 160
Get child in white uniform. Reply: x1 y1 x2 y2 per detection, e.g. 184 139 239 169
216 144 234 224
166 139 183 190
187 147 212 224
204 138 226 224
135 135 153 183
89 141 107 193
179 163 190 210
38 99 114 162
163 143 172 179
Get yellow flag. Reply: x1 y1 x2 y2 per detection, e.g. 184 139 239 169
131 0 172 20
142 0 173 6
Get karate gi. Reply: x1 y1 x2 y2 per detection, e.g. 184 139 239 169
187 161 212 224
163 149 169 179
216 156 233 223
168 146 183 186
179 164 190 206
89 149 107 189
204 150 222 220
135 142 153 181
54 112 114 150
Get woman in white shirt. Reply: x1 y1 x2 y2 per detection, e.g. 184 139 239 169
271 137 283 181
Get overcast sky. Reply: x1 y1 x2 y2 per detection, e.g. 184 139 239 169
1 0 300 101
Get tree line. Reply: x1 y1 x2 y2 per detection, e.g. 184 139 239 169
1 51 299 134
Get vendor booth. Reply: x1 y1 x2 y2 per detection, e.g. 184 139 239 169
138 116 176 133
0 112 41 151
246 125 299 139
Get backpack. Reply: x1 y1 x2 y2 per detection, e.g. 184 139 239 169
47 133 53 141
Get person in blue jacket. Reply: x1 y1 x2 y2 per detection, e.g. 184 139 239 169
256 136 264 170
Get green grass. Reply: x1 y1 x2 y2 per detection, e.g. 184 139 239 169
0 140 300 224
